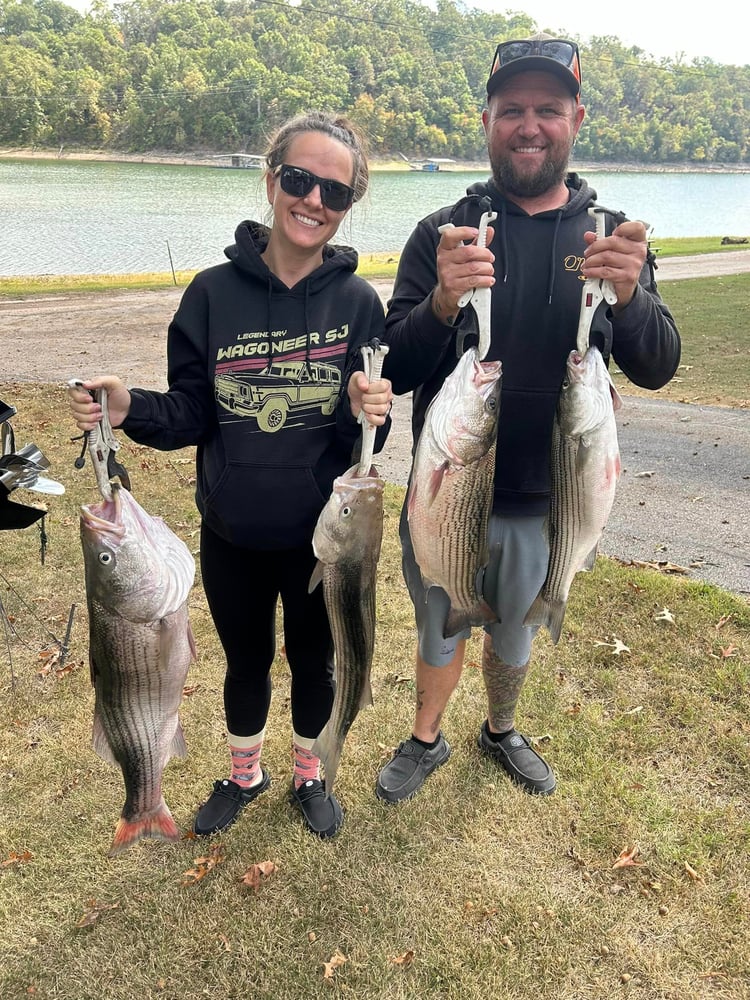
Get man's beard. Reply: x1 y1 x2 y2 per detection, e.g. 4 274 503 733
489 143 572 199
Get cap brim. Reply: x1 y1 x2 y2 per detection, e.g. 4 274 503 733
487 57 580 99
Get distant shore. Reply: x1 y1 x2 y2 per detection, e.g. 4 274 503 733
1 146 749 174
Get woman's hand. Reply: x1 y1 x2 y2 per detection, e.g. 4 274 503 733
347 371 393 426
68 375 131 432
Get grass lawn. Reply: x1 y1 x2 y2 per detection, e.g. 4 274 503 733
0 370 748 999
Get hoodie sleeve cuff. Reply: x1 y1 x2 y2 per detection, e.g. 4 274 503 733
611 284 650 338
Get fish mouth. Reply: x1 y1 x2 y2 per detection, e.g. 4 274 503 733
81 483 125 539
472 358 502 401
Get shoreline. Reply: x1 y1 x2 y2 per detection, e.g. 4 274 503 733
1 146 749 175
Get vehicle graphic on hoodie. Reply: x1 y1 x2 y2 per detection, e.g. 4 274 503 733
214 359 342 432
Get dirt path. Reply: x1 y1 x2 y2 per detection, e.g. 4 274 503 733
2 253 749 595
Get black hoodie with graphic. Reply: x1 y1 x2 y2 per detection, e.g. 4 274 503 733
383 174 681 516
121 221 387 549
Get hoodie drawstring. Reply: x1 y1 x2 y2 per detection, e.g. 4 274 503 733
546 209 564 305
499 202 509 285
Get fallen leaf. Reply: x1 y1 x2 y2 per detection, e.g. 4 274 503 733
75 899 120 928
715 614 735 630
594 638 630 655
719 644 738 659
322 951 347 980
181 843 226 885
1 849 33 867
623 706 644 716
37 645 79 681
617 558 689 576
239 860 277 893
654 607 675 624
182 684 201 696
392 950 415 967
684 861 704 882
217 934 231 952
613 845 643 869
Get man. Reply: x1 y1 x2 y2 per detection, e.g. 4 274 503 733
377 34 681 803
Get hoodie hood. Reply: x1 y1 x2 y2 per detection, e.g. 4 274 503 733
224 220 360 293
451 173 598 303
464 171 597 216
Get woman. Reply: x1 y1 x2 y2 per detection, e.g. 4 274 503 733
69 111 392 840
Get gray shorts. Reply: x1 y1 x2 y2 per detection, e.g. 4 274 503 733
400 503 548 668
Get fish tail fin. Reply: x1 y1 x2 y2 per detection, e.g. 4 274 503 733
312 725 342 800
108 799 180 856
443 598 496 639
523 593 566 645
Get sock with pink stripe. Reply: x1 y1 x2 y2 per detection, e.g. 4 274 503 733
292 733 321 790
228 729 265 789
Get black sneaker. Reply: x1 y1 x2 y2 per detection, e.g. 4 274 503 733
375 733 451 803
477 722 556 795
289 779 343 839
193 771 271 836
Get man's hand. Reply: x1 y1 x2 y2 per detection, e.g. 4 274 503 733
432 224 495 324
582 220 648 313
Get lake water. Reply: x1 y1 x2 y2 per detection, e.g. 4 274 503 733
3 158 750 276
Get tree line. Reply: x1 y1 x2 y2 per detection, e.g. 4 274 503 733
1 0 748 164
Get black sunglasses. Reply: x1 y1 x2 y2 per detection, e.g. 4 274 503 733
490 38 581 90
275 164 355 212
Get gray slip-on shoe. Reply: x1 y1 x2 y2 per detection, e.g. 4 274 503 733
375 733 451 803
478 722 555 795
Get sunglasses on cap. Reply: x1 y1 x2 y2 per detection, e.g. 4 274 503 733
275 164 356 212
489 38 581 97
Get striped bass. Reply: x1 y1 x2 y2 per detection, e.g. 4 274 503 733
524 346 622 643
407 347 502 637
310 465 384 797
80 484 196 855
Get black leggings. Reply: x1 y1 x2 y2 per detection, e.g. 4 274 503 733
200 523 334 740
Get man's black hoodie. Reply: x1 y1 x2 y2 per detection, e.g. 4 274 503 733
383 174 681 516
122 220 387 549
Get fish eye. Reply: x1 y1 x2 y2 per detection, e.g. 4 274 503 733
98 552 113 565
486 397 497 412
341 505 352 518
